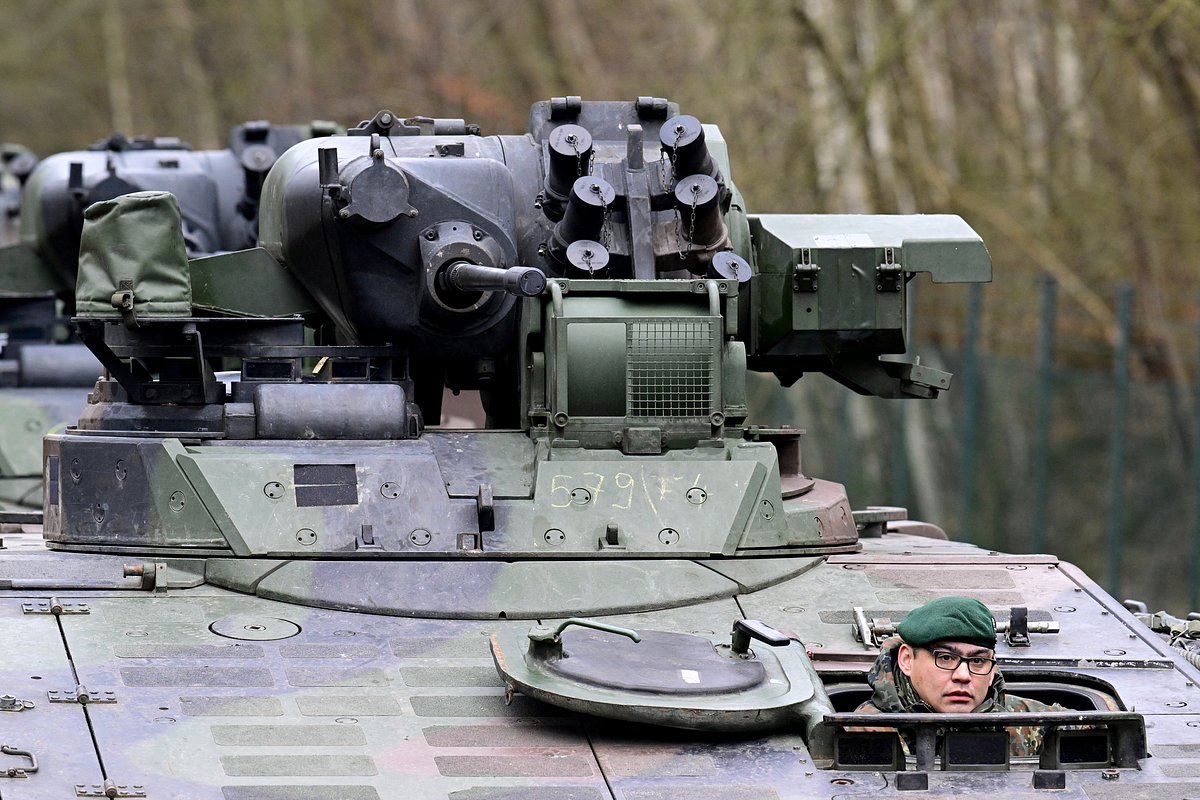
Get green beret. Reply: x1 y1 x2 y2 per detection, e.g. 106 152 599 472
897 596 996 649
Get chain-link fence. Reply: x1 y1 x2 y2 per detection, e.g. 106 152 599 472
748 278 1200 615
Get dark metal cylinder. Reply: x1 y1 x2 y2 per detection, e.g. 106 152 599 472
552 176 616 258
445 263 546 297
543 125 594 221
565 240 610 277
18 344 102 388
710 251 751 283
674 174 723 246
660 114 715 180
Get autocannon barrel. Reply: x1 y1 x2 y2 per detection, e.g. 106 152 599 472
444 262 546 297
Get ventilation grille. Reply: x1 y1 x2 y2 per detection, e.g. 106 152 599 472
626 320 714 418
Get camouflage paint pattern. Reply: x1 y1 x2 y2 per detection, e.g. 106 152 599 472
0 389 86 510
0 534 1194 798
7 99 1194 799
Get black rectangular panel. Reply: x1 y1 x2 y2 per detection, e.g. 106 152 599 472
295 483 358 507
293 463 358 507
942 730 1009 769
294 464 357 485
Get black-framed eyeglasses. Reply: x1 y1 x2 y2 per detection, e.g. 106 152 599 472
922 647 996 675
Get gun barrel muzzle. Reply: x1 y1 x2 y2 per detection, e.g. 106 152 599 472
445 263 546 297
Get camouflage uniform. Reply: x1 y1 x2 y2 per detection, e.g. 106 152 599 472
855 636 1064 756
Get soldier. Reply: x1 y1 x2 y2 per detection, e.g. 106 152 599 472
855 595 1063 756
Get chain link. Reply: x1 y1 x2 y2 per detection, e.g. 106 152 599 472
600 192 611 250
667 128 681 186
568 134 582 178
688 186 699 245
664 128 690 260
679 184 700 261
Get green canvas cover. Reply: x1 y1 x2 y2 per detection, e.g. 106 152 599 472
76 191 192 318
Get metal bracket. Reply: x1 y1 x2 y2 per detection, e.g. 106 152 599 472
23 598 89 615
123 562 168 595
0 695 33 712
477 483 495 533
49 686 117 705
1006 606 1031 647
598 522 626 551
852 606 891 649
876 248 902 292
355 524 381 551
851 506 908 539
0 745 36 778
853 605 1059 649
826 710 1145 772
110 280 139 328
75 780 146 798
792 249 819 292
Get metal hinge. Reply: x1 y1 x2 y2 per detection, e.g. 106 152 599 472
49 686 117 705
23 598 89 615
75 780 146 798
0 695 33 712
123 562 168 595
792 248 819 292
876 248 902 292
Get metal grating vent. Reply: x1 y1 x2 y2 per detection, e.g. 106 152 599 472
626 320 714 418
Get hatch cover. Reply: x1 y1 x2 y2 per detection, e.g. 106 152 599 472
547 628 766 695
491 618 833 734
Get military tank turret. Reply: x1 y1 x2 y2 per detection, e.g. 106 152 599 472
1 98 1192 798
0 121 337 513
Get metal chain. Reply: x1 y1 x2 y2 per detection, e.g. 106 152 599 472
678 185 699 261
667 128 681 186
688 186 699 246
600 192 611 250
667 127 687 259
673 206 684 259
568 134 582 178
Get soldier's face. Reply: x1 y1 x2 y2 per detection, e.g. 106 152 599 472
897 641 994 713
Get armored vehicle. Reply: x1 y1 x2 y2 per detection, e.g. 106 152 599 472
0 122 336 512
0 144 38 246
1 97 1194 798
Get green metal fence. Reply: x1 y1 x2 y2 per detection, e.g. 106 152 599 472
747 278 1198 614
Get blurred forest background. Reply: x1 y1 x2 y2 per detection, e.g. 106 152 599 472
2 0 1200 610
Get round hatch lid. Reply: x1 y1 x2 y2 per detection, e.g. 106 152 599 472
209 614 301 641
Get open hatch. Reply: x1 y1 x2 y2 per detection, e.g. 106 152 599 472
491 617 834 746
492 616 1148 779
